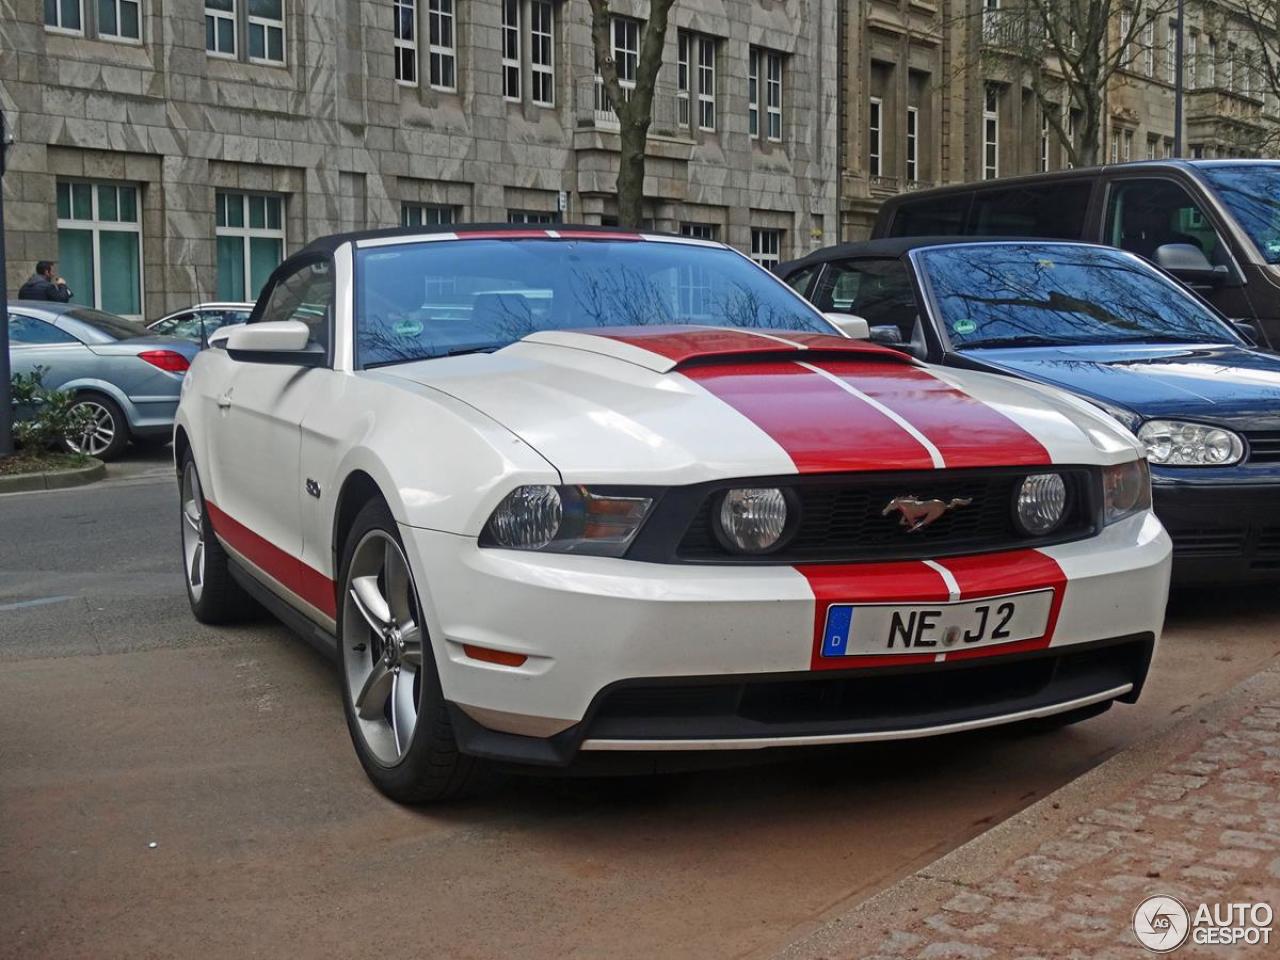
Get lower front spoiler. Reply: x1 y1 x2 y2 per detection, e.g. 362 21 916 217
447 633 1154 769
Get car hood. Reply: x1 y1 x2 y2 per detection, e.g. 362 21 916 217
374 328 1140 484
964 342 1280 430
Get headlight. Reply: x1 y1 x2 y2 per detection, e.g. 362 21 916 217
716 487 790 553
1015 473 1067 536
1137 420 1244 466
1103 460 1152 525
482 485 655 557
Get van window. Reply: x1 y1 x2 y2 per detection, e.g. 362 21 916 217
1105 179 1230 267
969 183 1093 238
887 193 971 236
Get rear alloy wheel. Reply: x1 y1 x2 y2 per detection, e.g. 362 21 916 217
179 451 257 623
65 394 129 461
339 500 479 803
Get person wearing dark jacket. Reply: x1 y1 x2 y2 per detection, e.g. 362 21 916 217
17 261 73 302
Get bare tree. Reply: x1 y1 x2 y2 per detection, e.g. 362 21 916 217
974 0 1178 166
1236 0 1280 99
587 0 677 227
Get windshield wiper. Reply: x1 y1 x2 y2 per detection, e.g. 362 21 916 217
960 335 1078 349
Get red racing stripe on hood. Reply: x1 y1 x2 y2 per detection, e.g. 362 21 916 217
797 561 952 670
683 360 937 473
583 326 906 365
808 359 1052 468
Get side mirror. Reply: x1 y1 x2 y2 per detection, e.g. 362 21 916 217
1232 319 1260 345
824 312 871 340
1155 243 1229 287
868 324 904 345
207 325 234 349
224 320 325 366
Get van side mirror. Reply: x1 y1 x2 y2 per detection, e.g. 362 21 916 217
1155 243 1229 287
824 312 871 340
1232 319 1260 345
868 324 904 345
225 320 325 367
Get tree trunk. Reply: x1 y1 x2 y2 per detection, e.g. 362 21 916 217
616 119 649 227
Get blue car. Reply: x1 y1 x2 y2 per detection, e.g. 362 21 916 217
779 237 1280 584
7 301 200 461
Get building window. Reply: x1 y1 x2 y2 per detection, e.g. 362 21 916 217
56 180 143 318
1066 110 1077 168
765 50 783 141
205 0 235 57
502 0 520 101
1119 8 1133 67
1226 43 1237 92
98 0 141 41
1122 128 1133 162
1207 37 1217 87
508 210 560 224
679 222 717 240
428 0 456 91
1141 19 1154 77
596 17 638 116
401 203 456 227
1146 135 1158 160
983 85 999 180
1162 137 1173 158
868 97 882 177
1039 113 1049 172
1186 30 1198 88
394 0 417 85
748 48 760 138
530 1 554 106
1164 19 1176 84
247 0 284 64
1110 128 1119 163
906 105 919 181
749 47 782 141
677 32 691 127
216 191 285 302
44 0 83 33
750 227 783 268
696 35 716 131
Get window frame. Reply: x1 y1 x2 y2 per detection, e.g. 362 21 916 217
677 31 691 128
246 0 286 66
215 190 287 304
7 312 82 347
868 96 883 178
982 85 1000 180
501 0 521 102
748 47 760 139
97 0 143 44
427 0 457 92
750 227 784 268
44 0 85 35
906 104 919 181
394 0 418 86
696 34 716 132
765 50 783 142
529 0 554 107
679 222 718 241
205 0 237 59
401 203 457 227
55 179 145 320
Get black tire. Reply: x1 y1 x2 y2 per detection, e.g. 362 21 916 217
65 392 130 461
179 449 258 624
338 498 481 804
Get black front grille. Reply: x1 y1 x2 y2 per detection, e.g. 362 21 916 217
1171 527 1248 558
669 467 1097 563
1246 432 1280 464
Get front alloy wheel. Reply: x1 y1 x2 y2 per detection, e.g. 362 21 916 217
65 395 130 461
181 460 206 604
342 531 425 765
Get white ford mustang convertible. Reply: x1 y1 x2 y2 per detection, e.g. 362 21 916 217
175 225 1172 802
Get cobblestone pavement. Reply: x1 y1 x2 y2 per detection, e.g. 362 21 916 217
779 664 1280 960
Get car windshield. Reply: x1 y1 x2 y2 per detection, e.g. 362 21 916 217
353 238 830 366
914 243 1241 349
65 308 149 343
1198 164 1280 264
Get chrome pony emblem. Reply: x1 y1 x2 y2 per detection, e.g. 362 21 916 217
882 496 973 533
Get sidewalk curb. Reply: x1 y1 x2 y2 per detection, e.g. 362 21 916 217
773 660 1280 959
0 458 106 494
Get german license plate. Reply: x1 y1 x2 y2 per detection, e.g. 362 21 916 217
820 589 1054 658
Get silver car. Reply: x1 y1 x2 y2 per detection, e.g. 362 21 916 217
7 301 200 460
147 301 254 348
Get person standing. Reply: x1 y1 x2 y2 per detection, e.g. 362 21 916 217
17 260 73 302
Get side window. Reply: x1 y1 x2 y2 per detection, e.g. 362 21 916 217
160 312 202 339
1106 179 1230 267
8 314 78 345
969 182 1093 238
784 265 819 299
887 194 972 237
812 259 921 342
257 260 334 352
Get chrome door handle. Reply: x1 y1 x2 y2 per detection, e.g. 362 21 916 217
217 393 232 409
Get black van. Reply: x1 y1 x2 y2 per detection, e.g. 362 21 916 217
872 160 1280 349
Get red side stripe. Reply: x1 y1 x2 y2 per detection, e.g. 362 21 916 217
552 229 644 241
205 501 337 620
797 561 952 670
683 360 936 473
588 326 799 363
935 550 1067 662
811 360 1052 468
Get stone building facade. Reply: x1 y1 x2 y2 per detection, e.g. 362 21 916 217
0 0 839 319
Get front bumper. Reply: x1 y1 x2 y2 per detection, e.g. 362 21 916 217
403 512 1171 766
1154 481 1280 583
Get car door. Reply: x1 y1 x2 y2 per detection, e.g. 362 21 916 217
7 311 94 389
205 258 337 619
1100 176 1258 339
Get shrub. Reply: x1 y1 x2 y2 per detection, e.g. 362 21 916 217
9 367 96 459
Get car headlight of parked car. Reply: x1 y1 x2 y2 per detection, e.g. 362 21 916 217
1014 473 1068 536
1137 420 1245 467
715 487 794 554
482 485 656 557
1102 460 1152 525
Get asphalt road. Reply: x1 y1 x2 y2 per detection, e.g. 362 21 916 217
3 464 1279 960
